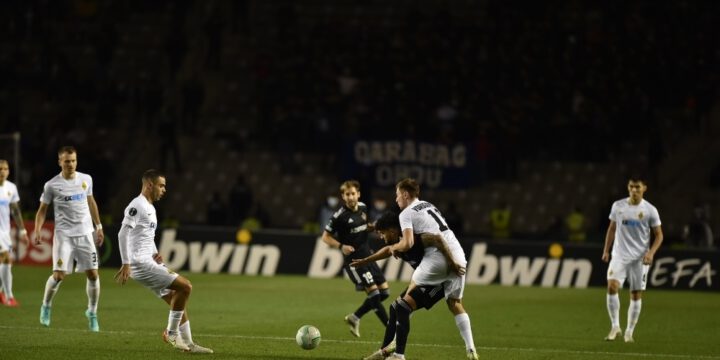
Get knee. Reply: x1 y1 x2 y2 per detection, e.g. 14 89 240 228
607 281 620 294
53 272 66 282
182 280 193 294
446 298 464 315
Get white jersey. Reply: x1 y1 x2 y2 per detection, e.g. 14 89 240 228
0 180 20 235
120 194 159 264
40 172 95 236
399 198 467 266
609 198 661 260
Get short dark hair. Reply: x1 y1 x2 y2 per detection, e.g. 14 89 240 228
628 175 647 185
375 211 400 231
142 169 165 183
396 178 420 198
58 146 77 156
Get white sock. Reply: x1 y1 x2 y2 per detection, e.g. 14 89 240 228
167 310 184 334
454 313 476 351
179 321 193 345
606 293 620 328
626 299 642 334
0 264 13 298
86 278 100 313
43 276 62 307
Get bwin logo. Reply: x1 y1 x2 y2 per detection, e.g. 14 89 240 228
159 229 280 275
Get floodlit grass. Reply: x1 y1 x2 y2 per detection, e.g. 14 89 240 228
1 266 719 359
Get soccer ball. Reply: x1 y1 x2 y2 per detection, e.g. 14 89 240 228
295 325 321 350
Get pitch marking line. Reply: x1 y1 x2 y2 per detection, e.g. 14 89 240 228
1 325 718 359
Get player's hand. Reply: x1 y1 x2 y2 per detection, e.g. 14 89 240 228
350 258 367 268
341 244 355 256
449 262 466 276
114 264 131 285
95 228 105 247
19 231 29 245
601 252 610 263
34 230 43 245
153 253 164 264
642 252 654 265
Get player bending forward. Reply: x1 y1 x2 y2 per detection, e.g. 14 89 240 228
114 170 212 353
352 211 477 360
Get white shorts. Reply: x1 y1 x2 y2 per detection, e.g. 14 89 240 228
131 261 179 298
0 232 11 253
412 249 466 300
53 232 98 273
607 257 649 291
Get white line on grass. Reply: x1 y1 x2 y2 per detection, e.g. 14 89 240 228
2 325 718 359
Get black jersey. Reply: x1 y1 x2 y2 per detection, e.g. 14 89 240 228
397 233 425 269
325 202 372 260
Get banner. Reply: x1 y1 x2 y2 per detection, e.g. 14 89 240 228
346 140 472 188
15 221 54 266
128 226 720 291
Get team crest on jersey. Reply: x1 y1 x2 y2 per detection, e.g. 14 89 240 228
82 181 88 190
6 191 11 197
638 212 644 219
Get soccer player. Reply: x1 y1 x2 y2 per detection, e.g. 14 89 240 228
357 178 478 360
352 211 467 360
0 160 29 307
114 170 212 353
321 180 390 337
34 146 104 331
602 176 663 343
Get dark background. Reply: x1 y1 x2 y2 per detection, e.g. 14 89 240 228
1 0 718 248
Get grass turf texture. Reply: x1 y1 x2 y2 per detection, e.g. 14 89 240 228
1 266 719 359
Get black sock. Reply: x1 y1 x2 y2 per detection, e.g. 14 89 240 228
395 299 412 355
381 300 398 349
373 292 389 326
354 289 380 318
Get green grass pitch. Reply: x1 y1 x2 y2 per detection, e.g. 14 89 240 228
1 266 719 359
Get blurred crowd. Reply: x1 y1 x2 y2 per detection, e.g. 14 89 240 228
0 1 717 241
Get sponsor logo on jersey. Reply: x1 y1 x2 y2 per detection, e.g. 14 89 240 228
621 219 642 227
63 193 86 201
350 224 367 234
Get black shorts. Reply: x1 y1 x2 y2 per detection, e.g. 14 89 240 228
344 262 387 291
400 284 445 310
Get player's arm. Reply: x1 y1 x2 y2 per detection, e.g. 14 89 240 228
644 226 663 265
350 245 392 268
114 224 132 285
87 195 104 246
392 228 414 255
602 220 617 263
419 233 465 276
34 201 49 245
10 202 28 244
321 230 354 255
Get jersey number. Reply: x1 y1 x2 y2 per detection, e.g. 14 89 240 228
428 209 449 231
362 272 374 284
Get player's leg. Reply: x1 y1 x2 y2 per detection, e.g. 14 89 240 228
163 275 192 350
41 235 71 326
343 264 377 336
392 293 417 359
445 275 478 359
605 258 625 340
370 264 390 325
624 262 648 342
0 250 18 306
76 234 101 331
161 291 213 353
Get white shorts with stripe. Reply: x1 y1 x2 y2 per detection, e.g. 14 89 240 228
52 232 98 273
131 261 179 298
412 249 466 300
607 257 649 291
